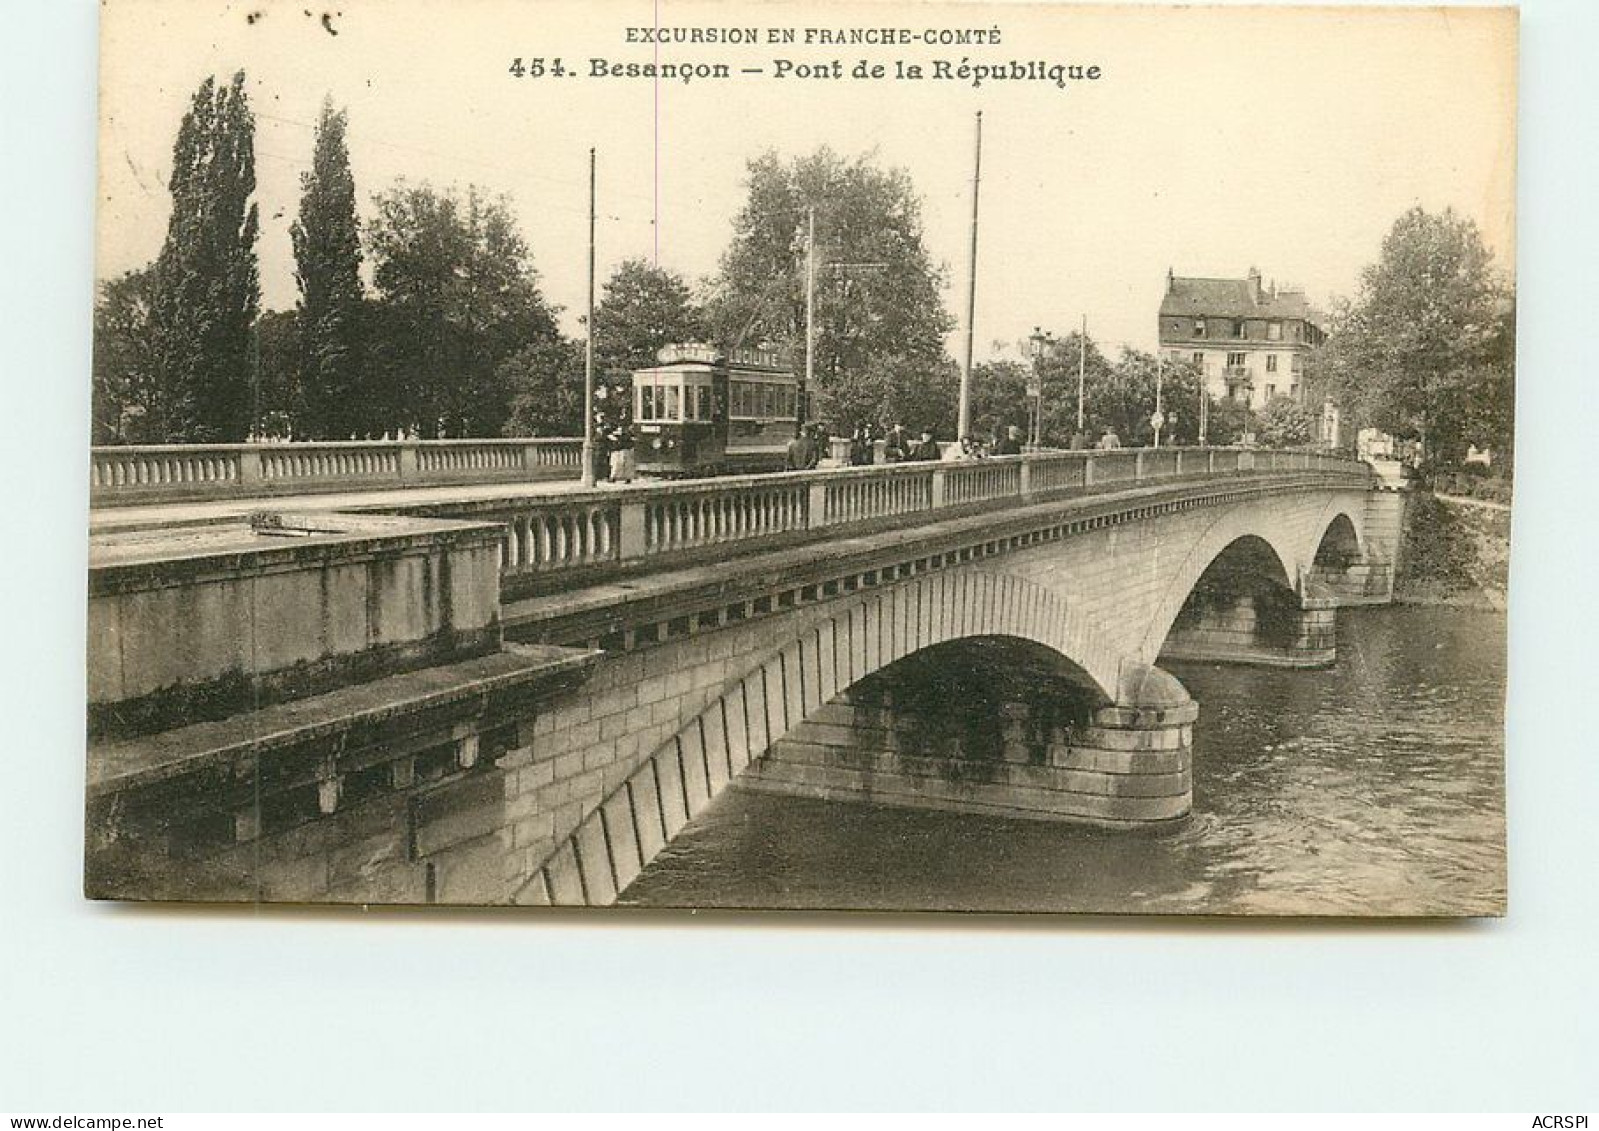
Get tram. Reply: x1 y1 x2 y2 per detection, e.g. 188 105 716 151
632 343 801 476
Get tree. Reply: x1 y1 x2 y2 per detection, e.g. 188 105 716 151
1256 395 1317 448
1082 349 1203 446
254 309 301 438
500 336 586 436
594 258 708 373
366 182 561 437
149 72 260 441
706 148 954 428
968 358 1031 442
1321 206 1512 467
291 99 367 439
825 354 958 436
91 267 160 444
1204 396 1254 447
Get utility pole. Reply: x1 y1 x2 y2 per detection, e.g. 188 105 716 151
1077 313 1087 436
1154 352 1165 449
580 147 596 488
803 205 815 437
958 110 982 441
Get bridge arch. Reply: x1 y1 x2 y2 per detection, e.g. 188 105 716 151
514 569 1137 906
1307 498 1368 568
1135 503 1305 666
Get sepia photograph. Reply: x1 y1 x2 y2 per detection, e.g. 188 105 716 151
84 0 1516 915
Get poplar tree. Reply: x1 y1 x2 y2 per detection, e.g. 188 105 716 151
291 99 367 439
149 72 261 442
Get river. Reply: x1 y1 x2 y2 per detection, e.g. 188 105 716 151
621 605 1507 916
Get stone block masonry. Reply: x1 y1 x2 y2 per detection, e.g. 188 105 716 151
86 468 1400 906
741 696 1194 826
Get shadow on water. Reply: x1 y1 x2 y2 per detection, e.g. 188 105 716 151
621 606 1507 916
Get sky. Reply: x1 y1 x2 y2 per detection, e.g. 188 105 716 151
95 0 1517 362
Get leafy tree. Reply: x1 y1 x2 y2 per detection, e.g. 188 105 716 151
1321 206 1512 467
91 267 160 443
254 309 301 438
1203 395 1254 447
706 148 954 427
594 258 708 373
968 358 1031 443
1083 349 1203 446
365 182 560 437
1256 395 1318 448
1040 332 1120 445
824 354 958 436
291 99 367 439
148 72 261 441
500 336 586 436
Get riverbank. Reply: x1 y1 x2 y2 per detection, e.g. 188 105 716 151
1393 489 1511 610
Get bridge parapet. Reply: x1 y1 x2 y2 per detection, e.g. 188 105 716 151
384 448 1371 596
90 438 584 506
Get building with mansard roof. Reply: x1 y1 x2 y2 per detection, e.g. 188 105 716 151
1158 266 1327 412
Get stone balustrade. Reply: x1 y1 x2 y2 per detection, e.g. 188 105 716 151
90 438 584 505
392 447 1368 594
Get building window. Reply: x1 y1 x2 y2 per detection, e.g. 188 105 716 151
1232 319 1246 339
1192 352 1204 368
1267 321 1282 341
1227 352 1247 368
1266 355 1278 373
1194 318 1206 339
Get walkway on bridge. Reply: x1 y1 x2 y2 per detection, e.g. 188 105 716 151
89 476 598 534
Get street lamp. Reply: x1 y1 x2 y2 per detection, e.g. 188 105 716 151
1028 327 1053 449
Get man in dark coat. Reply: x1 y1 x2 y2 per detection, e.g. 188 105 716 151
910 429 942 461
993 425 1024 456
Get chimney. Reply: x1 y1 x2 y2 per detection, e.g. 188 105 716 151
1166 266 1175 293
1246 266 1262 304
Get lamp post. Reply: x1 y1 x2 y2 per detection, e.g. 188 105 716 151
1028 327 1052 449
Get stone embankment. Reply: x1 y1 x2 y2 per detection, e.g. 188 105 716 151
1394 490 1511 610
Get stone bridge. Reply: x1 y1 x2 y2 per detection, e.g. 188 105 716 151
84 445 1401 906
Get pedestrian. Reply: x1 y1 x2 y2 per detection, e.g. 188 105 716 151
1099 427 1122 451
848 424 875 466
993 425 1024 457
910 428 942 461
883 423 911 463
607 420 636 483
785 427 816 471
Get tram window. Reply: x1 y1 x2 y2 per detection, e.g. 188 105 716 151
640 384 656 421
697 385 713 421
664 384 680 420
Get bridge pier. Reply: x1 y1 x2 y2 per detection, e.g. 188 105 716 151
1159 591 1338 668
743 663 1195 828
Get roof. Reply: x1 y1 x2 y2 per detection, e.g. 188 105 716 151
1160 275 1318 322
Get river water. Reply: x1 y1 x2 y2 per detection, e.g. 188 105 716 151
622 606 1506 916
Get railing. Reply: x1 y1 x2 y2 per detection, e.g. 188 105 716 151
90 438 584 505
395 447 1370 590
